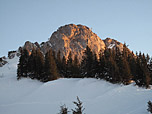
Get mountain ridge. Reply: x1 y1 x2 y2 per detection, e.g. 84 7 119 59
20 24 126 60
0 24 128 65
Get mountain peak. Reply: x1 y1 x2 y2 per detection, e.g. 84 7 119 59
17 24 130 62
49 24 105 61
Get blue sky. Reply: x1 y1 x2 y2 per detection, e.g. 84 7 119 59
0 0 152 57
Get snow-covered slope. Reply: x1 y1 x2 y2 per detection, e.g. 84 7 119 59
0 57 151 114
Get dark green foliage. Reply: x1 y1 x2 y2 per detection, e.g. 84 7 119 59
121 58 132 85
34 49 44 80
27 48 44 80
147 101 152 113
148 58 152 85
92 53 99 78
56 50 63 76
57 97 85 114
72 97 85 114
17 44 151 88
103 48 120 84
81 46 94 78
134 53 151 88
98 53 106 79
66 52 81 78
72 55 81 78
58 104 69 114
27 49 36 79
128 52 136 79
67 52 73 78
60 55 67 77
43 49 59 82
17 48 58 82
17 49 29 80
123 44 133 84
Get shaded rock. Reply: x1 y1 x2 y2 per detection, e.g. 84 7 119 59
0 56 7 67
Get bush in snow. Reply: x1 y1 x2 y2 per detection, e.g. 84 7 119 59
58 104 69 114
147 101 152 113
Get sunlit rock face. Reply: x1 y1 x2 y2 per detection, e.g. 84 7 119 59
103 38 124 51
20 24 132 62
49 24 106 61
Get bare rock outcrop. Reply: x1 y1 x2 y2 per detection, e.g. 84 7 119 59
103 38 124 51
0 57 7 67
20 24 132 62
49 24 105 61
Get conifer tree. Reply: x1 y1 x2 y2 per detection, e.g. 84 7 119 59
17 50 24 80
121 58 132 85
43 49 59 82
118 43 132 85
58 104 69 114
141 54 151 88
92 53 99 78
135 55 144 86
148 101 152 113
56 50 62 76
103 48 120 83
81 46 94 78
17 49 29 80
148 58 152 85
67 52 73 78
128 52 136 80
35 49 44 80
135 53 151 88
60 55 67 77
27 48 36 79
72 97 85 114
72 55 81 78
98 52 106 79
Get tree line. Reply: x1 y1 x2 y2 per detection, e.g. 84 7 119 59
17 48 59 82
17 44 152 88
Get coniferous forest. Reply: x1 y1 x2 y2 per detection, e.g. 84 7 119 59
17 44 152 88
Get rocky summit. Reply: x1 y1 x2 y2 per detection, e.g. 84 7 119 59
19 24 126 61
49 24 105 61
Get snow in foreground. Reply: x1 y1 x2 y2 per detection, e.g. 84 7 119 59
0 57 152 114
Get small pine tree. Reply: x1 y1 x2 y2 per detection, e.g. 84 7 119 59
58 104 69 114
147 101 152 113
72 97 85 114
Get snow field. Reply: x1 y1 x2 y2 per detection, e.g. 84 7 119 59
0 56 152 114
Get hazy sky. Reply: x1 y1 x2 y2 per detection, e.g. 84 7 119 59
0 0 152 57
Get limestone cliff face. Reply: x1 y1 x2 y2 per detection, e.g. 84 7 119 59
49 24 105 60
20 24 131 62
